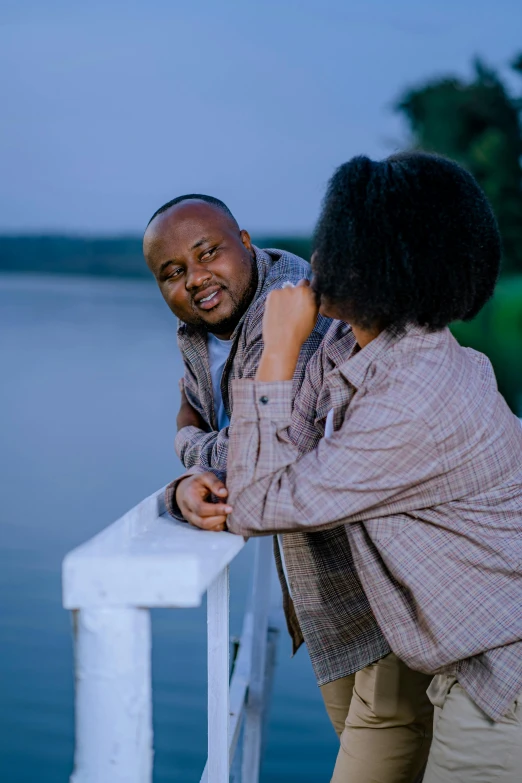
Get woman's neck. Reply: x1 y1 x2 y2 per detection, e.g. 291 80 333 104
351 323 382 349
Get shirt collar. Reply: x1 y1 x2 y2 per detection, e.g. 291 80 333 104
331 322 419 390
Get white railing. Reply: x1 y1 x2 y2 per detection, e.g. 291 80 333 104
62 488 280 783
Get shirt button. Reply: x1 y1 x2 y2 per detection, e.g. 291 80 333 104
259 395 269 404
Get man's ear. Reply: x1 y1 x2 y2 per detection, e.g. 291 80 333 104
240 229 253 254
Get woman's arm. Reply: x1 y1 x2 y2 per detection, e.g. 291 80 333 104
225 285 442 537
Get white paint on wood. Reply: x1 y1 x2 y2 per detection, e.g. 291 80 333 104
241 538 273 783
207 568 230 783
63 487 244 610
70 607 152 783
260 627 279 763
199 612 253 783
227 613 252 763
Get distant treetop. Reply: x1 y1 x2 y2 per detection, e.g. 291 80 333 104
396 52 522 275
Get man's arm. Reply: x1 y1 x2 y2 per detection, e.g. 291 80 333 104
176 380 207 431
173 336 263 474
167 331 261 524
173 354 226 470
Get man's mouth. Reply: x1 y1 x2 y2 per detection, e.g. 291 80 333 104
194 286 224 311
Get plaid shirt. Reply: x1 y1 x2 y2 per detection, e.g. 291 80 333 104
226 321 522 721
174 246 329 473
168 247 390 682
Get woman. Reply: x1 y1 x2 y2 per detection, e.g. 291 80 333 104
208 153 522 781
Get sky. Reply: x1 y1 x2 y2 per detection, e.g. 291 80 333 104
1 0 521 235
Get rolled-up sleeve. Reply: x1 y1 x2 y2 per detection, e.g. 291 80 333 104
226 378 442 537
175 425 231 474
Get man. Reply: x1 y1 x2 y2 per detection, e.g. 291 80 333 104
146 195 432 783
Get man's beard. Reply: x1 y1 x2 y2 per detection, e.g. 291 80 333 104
203 265 258 337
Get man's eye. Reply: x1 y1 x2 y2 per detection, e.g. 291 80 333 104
168 268 183 280
201 247 217 262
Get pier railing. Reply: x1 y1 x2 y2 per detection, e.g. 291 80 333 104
62 487 279 783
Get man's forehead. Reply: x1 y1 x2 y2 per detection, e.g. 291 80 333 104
147 200 232 241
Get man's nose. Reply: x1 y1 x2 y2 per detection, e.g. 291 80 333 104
185 263 212 291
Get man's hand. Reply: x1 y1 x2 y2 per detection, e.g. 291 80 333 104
256 280 319 381
177 382 207 432
175 472 233 532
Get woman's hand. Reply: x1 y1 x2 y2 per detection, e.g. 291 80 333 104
256 280 319 381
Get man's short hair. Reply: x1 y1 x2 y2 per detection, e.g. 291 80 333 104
312 152 501 330
147 194 238 228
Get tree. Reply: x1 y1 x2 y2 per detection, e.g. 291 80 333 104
396 54 522 275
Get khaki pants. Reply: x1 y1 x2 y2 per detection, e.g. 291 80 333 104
423 675 522 783
320 653 433 783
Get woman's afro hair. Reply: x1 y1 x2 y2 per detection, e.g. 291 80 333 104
312 152 501 330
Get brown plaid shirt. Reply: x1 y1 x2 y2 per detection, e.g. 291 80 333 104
167 247 391 684
226 321 522 721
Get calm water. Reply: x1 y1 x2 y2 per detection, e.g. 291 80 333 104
0 275 337 783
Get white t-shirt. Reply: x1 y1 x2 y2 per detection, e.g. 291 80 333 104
324 408 335 439
206 332 234 430
278 408 335 596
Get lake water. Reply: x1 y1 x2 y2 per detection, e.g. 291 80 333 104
0 275 338 783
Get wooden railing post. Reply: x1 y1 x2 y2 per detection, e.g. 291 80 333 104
241 538 273 783
207 567 230 783
70 607 152 783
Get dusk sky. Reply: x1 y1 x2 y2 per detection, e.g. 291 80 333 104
2 0 521 235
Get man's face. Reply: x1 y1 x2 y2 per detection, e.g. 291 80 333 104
143 201 257 338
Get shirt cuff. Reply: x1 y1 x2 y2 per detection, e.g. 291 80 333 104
231 379 293 422
174 425 202 460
